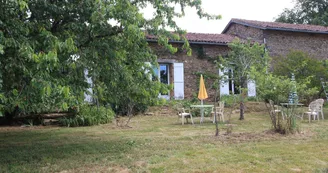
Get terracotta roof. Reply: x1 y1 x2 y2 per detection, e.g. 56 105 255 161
146 33 237 45
222 18 328 34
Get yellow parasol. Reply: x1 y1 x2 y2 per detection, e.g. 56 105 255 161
198 74 208 123
198 74 208 100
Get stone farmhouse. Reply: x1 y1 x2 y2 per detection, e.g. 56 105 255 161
146 18 328 100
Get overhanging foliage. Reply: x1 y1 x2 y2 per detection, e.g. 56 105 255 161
0 0 219 119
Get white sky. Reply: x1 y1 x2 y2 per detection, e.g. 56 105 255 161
142 0 295 33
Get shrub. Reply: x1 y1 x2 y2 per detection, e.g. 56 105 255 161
59 105 115 127
220 95 239 107
272 50 328 90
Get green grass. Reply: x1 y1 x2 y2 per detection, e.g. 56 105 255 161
1 110 328 172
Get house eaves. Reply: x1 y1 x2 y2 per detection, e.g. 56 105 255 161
146 39 228 46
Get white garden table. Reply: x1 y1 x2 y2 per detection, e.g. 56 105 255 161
190 105 214 123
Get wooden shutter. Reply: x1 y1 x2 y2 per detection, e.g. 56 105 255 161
247 79 256 97
219 68 230 96
173 63 184 100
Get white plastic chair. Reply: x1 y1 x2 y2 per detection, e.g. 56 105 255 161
273 104 284 119
315 99 324 120
178 108 194 125
268 100 287 120
211 101 225 123
303 101 320 123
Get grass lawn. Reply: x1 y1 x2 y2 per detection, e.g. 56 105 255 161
1 108 328 173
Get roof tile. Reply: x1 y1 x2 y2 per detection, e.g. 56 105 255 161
146 33 237 44
228 18 328 33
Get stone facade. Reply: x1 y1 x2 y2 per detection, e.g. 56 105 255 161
149 43 230 100
225 22 328 60
263 30 328 59
224 23 264 43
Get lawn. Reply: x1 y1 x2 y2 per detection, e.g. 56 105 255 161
1 108 328 173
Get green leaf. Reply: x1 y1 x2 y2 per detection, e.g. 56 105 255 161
18 0 28 11
46 85 51 96
12 89 18 96
62 102 68 111
0 44 4 54
62 87 70 98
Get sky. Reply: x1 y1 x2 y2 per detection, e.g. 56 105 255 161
142 0 295 33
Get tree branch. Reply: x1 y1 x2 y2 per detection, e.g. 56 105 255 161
78 28 123 48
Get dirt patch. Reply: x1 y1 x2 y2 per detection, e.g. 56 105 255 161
134 161 147 168
207 129 315 144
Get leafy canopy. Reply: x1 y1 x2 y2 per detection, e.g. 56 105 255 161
0 0 219 116
272 50 328 89
221 39 268 88
220 39 268 120
275 0 328 26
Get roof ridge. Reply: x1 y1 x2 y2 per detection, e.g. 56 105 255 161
232 18 328 27
223 18 328 34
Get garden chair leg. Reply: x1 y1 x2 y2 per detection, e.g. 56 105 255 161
309 114 311 123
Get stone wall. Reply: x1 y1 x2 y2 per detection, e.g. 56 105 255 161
224 23 264 43
264 30 328 59
149 43 230 100
225 23 328 60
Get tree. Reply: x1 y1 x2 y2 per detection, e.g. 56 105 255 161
275 0 328 26
272 50 328 99
220 39 268 120
0 0 220 120
250 60 317 134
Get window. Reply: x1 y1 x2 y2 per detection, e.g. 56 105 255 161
160 64 169 84
152 64 170 98
150 62 184 99
153 64 170 85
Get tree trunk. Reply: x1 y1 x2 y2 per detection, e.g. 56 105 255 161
239 101 245 120
214 85 219 136
239 76 247 120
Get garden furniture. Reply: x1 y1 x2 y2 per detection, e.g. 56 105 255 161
272 103 283 119
315 99 324 120
190 104 214 123
279 102 304 129
302 101 320 123
177 107 194 125
211 101 225 123
280 103 304 118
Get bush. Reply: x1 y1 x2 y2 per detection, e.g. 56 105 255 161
220 95 239 107
59 105 115 127
272 50 328 90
